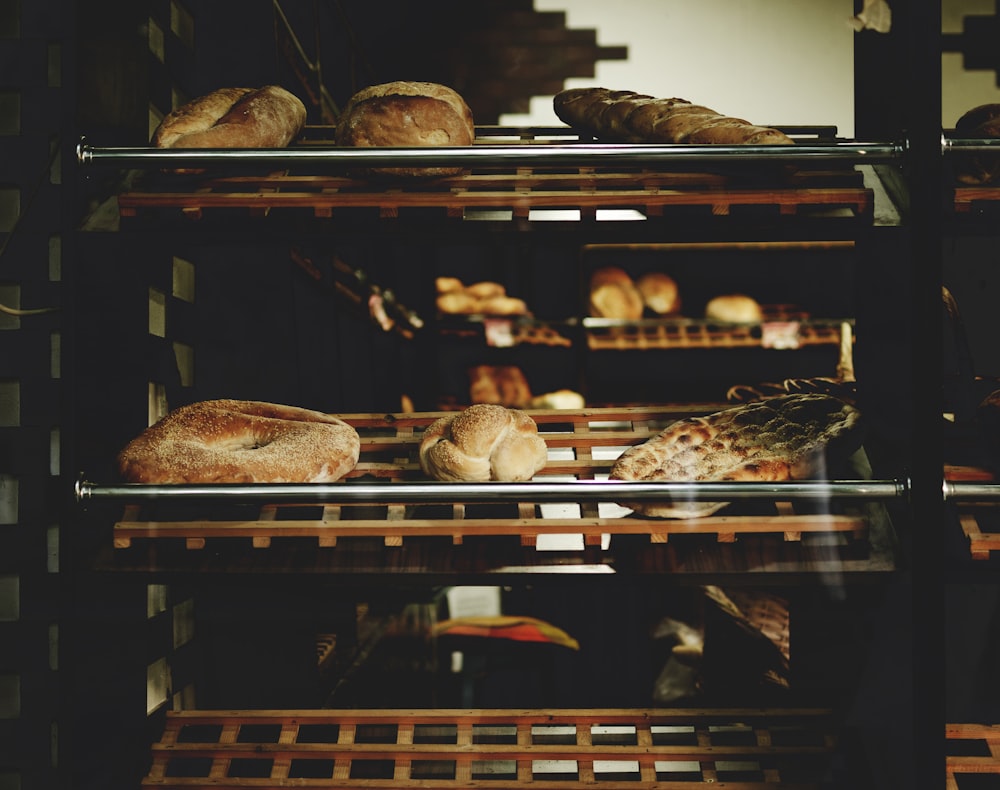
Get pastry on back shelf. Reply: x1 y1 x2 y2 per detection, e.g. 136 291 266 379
636 271 681 315
469 365 533 409
588 266 644 320
436 277 530 316
704 293 763 323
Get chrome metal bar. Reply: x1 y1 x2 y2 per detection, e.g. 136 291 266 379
944 481 1000 501
76 478 907 505
76 139 904 169
943 136 1000 154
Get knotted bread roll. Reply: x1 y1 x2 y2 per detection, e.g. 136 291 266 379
419 404 548 482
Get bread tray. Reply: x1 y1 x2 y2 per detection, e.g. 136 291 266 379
78 407 902 552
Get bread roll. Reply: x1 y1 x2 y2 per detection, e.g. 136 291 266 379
705 294 763 324
335 81 475 177
554 87 794 147
589 266 644 320
529 389 586 410
419 404 548 482
435 278 530 316
636 272 681 315
954 103 1000 185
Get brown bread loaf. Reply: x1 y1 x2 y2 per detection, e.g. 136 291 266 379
554 87 794 146
335 81 475 177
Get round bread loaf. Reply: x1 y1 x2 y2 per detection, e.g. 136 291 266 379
335 81 475 177
419 404 548 482
705 294 763 324
117 399 360 484
589 266 644 320
636 272 681 315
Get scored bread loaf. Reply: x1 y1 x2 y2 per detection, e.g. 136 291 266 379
335 81 475 177
554 87 794 146
954 104 1000 185
153 86 306 149
419 404 548 482
151 85 307 174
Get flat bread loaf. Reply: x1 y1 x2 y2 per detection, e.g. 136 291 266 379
419 404 548 482
609 394 864 518
335 81 475 177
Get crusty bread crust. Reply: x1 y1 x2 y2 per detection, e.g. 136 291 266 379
152 85 306 149
419 404 548 482
336 81 475 177
554 86 794 146
117 399 359 484
609 394 863 518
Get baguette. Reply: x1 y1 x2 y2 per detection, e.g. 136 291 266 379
554 86 794 146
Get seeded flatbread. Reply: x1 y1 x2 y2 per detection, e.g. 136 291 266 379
609 394 864 518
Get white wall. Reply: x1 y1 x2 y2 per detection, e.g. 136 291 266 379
943 0 1000 128
501 0 856 137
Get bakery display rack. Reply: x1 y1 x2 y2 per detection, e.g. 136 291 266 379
140 707 840 789
78 127 899 225
77 407 904 577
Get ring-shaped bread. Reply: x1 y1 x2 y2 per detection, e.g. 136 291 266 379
117 399 360 484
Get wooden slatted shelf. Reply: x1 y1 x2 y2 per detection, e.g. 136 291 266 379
947 723 1000 789
585 308 850 352
143 707 838 789
115 138 873 222
110 406 872 551
945 464 1000 560
953 185 1000 213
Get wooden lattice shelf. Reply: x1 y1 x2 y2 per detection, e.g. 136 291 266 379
143 707 839 788
945 464 1000 560
111 406 871 551
947 723 1000 789
585 308 850 352
115 132 873 222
